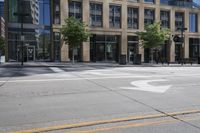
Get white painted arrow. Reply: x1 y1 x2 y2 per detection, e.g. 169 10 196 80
121 79 171 93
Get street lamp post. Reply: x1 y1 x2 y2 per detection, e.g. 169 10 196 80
13 0 29 66
177 26 187 64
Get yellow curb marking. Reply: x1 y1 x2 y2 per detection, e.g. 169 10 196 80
68 116 200 133
9 109 200 133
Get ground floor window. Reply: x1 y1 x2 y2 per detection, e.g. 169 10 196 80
127 36 139 63
53 32 61 61
189 38 200 58
90 35 120 62
144 42 169 63
175 44 182 62
69 45 81 62
8 28 51 62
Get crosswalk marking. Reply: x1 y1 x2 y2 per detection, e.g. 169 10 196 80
49 67 65 73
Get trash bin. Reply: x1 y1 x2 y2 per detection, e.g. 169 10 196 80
133 54 142 65
119 54 126 65
198 57 200 64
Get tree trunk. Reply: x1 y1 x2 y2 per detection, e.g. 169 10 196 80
150 48 154 64
72 48 75 64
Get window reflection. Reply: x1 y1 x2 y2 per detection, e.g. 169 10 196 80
8 0 51 61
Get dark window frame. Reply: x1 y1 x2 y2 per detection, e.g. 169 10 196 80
127 7 139 29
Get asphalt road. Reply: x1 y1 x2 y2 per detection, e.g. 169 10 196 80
0 65 200 133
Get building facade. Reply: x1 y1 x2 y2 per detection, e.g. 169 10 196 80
5 0 200 63
0 17 5 38
0 1 5 38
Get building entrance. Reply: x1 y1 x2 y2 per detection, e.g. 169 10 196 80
127 36 139 63
17 45 35 62
175 44 182 62
90 35 120 62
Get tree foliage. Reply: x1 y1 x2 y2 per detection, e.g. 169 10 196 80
0 36 5 54
136 22 170 49
61 17 90 48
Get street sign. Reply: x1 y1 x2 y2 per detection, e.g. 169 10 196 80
173 35 184 44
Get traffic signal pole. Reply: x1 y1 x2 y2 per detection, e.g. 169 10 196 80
175 26 187 64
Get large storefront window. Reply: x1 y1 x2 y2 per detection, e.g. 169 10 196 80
8 0 51 62
90 35 120 62
189 38 200 58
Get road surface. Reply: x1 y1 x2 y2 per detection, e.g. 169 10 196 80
0 66 200 133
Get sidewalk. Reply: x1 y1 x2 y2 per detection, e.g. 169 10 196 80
0 61 200 68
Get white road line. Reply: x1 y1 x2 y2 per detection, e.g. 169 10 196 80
0 75 150 83
49 67 65 73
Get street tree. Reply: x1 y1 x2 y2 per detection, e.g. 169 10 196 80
61 17 90 63
136 22 170 63
0 36 5 55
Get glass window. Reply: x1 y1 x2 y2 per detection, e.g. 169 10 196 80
54 32 61 61
90 3 103 27
7 0 51 61
69 0 82 20
53 0 60 24
127 7 139 29
160 10 170 28
127 0 139 3
109 5 121 28
0 2 4 17
144 9 155 25
160 0 169 4
189 13 198 32
175 12 184 31
90 35 120 62
144 0 154 3
189 38 200 58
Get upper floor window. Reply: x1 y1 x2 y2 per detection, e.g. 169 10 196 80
127 7 139 29
90 3 103 27
53 0 60 24
69 0 82 20
144 0 155 3
109 5 121 28
144 9 155 25
175 12 184 31
127 0 139 3
160 0 169 4
189 13 198 32
160 10 170 28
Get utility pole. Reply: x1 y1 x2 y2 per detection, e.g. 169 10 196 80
13 0 29 66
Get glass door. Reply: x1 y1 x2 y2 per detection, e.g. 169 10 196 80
27 46 35 61
96 43 105 61
175 44 182 62
128 46 135 63
105 43 116 61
